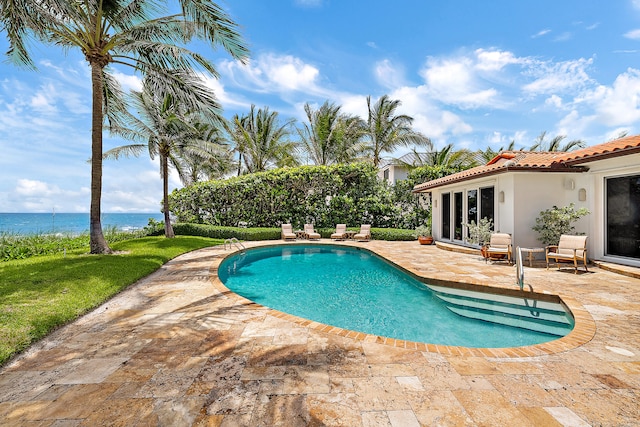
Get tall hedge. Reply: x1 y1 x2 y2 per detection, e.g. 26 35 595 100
169 163 408 228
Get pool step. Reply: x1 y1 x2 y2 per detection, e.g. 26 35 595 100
427 285 574 337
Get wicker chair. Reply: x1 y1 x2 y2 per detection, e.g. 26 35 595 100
483 233 512 264
546 235 588 273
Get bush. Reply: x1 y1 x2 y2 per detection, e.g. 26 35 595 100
172 223 415 241
168 163 439 230
173 223 281 240
532 203 590 245
466 217 493 246
370 228 416 241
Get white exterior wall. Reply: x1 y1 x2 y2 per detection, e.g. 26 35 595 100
511 173 590 250
378 165 410 185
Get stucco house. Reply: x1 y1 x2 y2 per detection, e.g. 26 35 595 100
413 135 640 267
378 152 431 185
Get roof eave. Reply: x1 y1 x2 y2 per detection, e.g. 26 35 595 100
562 146 640 165
412 165 589 193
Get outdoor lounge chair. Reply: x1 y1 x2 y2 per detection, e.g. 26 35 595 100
353 224 371 242
330 224 347 240
304 224 321 240
546 234 588 273
281 223 296 241
483 233 512 264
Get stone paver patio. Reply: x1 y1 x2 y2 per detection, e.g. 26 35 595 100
1 240 638 426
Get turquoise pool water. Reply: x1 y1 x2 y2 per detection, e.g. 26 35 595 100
218 245 574 348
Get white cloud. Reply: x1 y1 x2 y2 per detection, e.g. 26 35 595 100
532 29 551 38
374 59 405 89
221 53 321 93
633 0 640 10
545 94 564 109
623 29 640 40
474 49 521 71
367 41 378 49
202 75 250 110
420 55 499 108
111 71 143 92
587 68 640 126
554 32 573 42
522 58 593 95
16 179 58 197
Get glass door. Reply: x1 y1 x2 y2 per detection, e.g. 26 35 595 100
442 193 451 240
606 175 640 259
454 192 463 241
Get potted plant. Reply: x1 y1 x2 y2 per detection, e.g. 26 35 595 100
466 217 494 257
413 219 433 245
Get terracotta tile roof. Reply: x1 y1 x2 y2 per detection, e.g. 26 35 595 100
413 134 640 192
553 134 640 164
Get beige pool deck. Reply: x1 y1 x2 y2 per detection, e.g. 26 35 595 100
1 240 639 426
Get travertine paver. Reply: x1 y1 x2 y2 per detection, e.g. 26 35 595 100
1 240 639 426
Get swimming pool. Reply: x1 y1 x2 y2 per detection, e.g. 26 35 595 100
218 244 574 348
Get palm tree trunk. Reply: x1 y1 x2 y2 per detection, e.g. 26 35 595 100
89 64 112 254
162 154 175 238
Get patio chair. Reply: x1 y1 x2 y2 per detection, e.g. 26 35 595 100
354 224 371 242
304 224 321 240
546 235 588 273
330 224 347 240
483 233 512 264
281 223 296 241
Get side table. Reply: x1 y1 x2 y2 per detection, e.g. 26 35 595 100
520 247 544 267
343 231 356 240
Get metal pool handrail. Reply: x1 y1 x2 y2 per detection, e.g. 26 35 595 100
515 246 533 292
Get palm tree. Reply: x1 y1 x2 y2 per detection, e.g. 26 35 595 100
0 0 248 253
179 122 235 183
529 131 585 152
400 145 478 169
297 101 365 165
364 95 431 166
104 83 228 238
229 105 298 174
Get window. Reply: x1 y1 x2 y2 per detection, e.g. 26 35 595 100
383 168 390 182
480 187 495 227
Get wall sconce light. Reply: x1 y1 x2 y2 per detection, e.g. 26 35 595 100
578 188 587 202
564 178 575 190
498 191 505 203
434 199 438 208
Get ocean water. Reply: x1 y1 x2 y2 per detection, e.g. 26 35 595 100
0 212 165 235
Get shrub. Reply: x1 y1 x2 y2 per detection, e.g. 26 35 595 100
466 217 493 246
172 223 281 240
172 223 415 241
532 203 590 246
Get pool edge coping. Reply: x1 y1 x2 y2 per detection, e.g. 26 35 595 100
209 241 596 358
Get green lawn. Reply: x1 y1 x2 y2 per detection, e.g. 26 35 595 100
0 236 222 366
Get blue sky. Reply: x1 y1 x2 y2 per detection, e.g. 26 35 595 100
1 0 639 213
